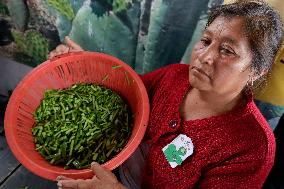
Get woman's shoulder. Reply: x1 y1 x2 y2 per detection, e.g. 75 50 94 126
224 94 274 143
220 101 275 160
206 98 275 157
245 100 275 146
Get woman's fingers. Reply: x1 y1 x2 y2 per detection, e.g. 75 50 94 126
48 51 57 59
48 36 83 59
58 179 79 189
56 164 125 189
56 44 70 54
56 175 73 181
90 162 117 182
64 36 83 51
48 44 69 59
56 176 74 189
58 179 93 189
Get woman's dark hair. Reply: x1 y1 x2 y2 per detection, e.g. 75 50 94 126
207 0 283 90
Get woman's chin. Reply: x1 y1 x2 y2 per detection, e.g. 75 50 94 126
189 77 210 91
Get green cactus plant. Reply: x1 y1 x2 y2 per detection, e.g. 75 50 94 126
12 30 49 66
12 30 26 50
70 0 85 14
182 0 222 64
5 0 215 73
181 14 208 64
44 0 85 40
112 0 133 13
96 0 133 13
6 0 28 31
141 0 210 73
46 0 75 20
68 0 141 68
0 2 9 16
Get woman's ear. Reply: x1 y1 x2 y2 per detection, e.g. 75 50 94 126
251 68 269 83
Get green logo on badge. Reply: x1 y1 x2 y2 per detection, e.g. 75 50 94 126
164 144 187 165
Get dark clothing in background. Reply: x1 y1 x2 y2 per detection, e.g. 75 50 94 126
0 57 32 134
264 114 284 189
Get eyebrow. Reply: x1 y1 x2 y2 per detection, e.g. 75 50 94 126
203 30 239 47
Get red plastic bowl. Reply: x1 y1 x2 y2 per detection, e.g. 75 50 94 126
4 51 149 181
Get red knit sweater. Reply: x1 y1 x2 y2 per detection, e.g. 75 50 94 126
140 64 275 189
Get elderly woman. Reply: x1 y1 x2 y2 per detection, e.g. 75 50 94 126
50 0 283 188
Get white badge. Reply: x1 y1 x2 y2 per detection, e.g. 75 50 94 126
162 134 194 168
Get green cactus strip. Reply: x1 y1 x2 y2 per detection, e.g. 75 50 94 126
32 84 132 169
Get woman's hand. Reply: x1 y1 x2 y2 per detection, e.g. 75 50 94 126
57 162 126 189
49 36 84 59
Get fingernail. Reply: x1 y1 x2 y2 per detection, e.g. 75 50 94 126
56 176 62 181
91 162 98 167
57 181 62 187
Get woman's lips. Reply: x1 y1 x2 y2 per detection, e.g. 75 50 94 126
191 66 211 79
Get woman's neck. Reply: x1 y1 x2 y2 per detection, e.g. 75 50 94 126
180 88 245 121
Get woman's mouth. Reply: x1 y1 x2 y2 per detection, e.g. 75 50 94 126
191 66 211 79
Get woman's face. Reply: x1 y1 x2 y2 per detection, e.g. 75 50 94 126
189 16 253 96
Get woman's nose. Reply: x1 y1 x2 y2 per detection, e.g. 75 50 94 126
198 45 215 65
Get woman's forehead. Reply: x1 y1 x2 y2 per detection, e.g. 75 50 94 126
204 16 247 44
205 17 244 35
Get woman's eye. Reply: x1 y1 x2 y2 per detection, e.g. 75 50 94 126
200 38 210 46
220 47 234 55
